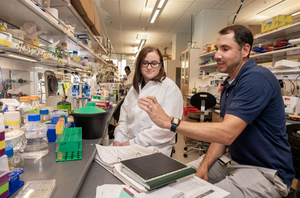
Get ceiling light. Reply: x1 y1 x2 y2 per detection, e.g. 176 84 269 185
292 11 300 16
138 39 147 51
158 0 165 8
8 54 38 62
148 0 168 24
256 0 286 15
135 52 139 58
150 10 160 23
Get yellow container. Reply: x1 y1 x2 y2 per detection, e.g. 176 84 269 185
261 15 293 34
211 43 216 51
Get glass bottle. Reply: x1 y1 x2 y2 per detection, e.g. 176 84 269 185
30 95 42 114
192 83 197 94
22 114 48 159
17 96 34 126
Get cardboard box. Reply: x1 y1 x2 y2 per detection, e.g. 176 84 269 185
71 0 95 26
261 15 293 34
90 7 101 36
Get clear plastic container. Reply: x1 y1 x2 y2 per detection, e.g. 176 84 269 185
22 114 48 159
40 109 50 123
73 51 80 62
30 95 42 114
61 42 69 59
17 96 34 126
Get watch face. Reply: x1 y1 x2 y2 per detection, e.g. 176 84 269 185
173 118 179 124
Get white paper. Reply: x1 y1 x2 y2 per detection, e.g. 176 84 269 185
169 176 230 198
95 144 154 168
135 186 184 198
96 184 126 198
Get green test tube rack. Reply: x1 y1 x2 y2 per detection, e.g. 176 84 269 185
55 127 82 162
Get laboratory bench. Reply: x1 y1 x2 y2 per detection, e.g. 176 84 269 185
10 139 119 198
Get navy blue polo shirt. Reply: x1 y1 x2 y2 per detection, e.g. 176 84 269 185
220 59 295 187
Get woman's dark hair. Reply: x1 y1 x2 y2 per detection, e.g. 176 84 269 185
124 66 130 71
219 25 253 58
133 46 166 94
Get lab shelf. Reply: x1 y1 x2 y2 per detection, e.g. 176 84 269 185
0 46 93 74
0 0 107 65
199 51 216 58
198 63 218 68
254 21 300 41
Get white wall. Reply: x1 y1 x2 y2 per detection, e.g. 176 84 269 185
193 9 227 51
172 34 190 61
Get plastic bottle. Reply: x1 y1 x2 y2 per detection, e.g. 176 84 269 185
17 96 33 126
5 146 23 170
40 109 50 123
82 56 89 66
192 83 197 94
22 114 48 159
0 99 21 131
30 95 42 114
73 51 79 62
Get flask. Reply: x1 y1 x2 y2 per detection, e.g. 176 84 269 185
0 99 21 131
22 114 48 159
40 109 50 123
57 84 71 114
30 95 42 114
17 96 33 126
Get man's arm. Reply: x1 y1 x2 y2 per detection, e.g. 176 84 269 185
137 96 248 145
196 143 227 180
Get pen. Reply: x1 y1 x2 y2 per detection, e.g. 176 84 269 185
123 187 134 197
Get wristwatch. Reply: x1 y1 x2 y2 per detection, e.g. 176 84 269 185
170 117 181 132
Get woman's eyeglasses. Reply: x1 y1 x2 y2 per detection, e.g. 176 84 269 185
141 61 161 68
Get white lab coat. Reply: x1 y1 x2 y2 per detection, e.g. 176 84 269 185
124 72 133 88
114 77 183 156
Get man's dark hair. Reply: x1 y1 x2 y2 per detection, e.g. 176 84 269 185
219 25 253 58
125 66 131 71
133 46 166 94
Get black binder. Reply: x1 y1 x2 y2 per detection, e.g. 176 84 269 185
120 153 196 190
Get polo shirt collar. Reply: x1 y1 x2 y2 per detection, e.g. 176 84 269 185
223 58 256 87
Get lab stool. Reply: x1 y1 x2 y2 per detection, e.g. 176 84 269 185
183 92 216 158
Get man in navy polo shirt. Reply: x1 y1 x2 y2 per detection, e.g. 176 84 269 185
138 25 295 197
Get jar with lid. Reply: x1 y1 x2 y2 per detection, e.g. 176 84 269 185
29 95 42 114
61 42 69 59
17 96 34 126
22 114 48 159
40 109 50 123
5 146 24 170
73 51 79 62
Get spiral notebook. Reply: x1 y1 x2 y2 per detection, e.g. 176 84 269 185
120 153 196 191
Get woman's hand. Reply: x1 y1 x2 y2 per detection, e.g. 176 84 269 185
113 141 121 146
137 96 172 129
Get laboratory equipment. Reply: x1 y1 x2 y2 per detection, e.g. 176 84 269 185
15 179 56 198
22 114 48 159
0 99 21 131
55 127 82 162
30 95 42 114
283 96 300 115
17 96 33 126
71 102 110 139
0 155 9 198
40 109 50 123
5 129 27 156
57 84 71 114
72 82 90 109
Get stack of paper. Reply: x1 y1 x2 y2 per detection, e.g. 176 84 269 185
94 144 155 172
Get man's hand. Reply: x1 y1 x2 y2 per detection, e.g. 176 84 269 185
121 140 130 146
195 164 209 181
113 141 121 146
137 96 172 129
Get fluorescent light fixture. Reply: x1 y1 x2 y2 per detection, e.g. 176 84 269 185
135 52 139 58
158 0 165 8
292 11 300 16
150 10 160 23
256 0 286 15
8 54 37 62
138 39 147 51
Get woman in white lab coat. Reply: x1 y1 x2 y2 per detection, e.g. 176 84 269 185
113 46 183 156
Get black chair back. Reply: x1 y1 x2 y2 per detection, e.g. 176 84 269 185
286 124 300 179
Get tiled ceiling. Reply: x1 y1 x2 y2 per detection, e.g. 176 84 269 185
94 0 300 55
